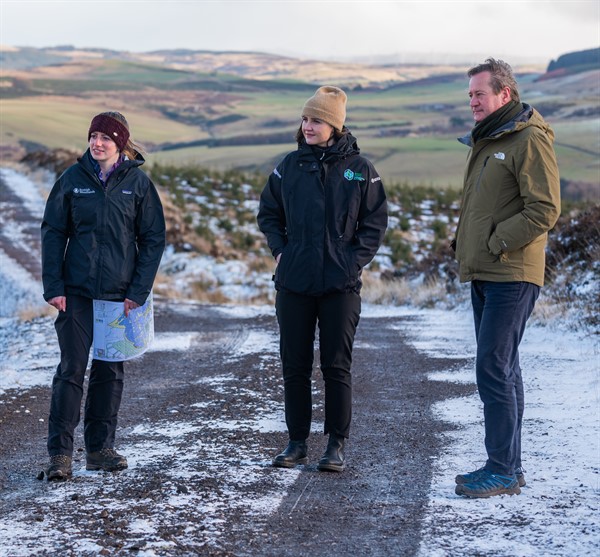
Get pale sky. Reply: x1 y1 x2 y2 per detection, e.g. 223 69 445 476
1 0 598 65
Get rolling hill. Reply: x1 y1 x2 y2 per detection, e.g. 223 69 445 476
1 45 598 197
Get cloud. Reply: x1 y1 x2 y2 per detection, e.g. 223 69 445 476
1 0 597 63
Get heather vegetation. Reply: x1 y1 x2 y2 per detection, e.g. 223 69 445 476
145 161 598 330
17 142 600 330
11 147 600 332
148 161 462 270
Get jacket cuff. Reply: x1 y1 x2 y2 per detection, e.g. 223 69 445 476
44 289 65 302
487 233 504 255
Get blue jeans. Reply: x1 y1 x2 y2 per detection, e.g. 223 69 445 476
471 280 540 476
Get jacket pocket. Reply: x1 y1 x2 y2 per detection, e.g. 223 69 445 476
274 246 287 284
466 218 498 270
274 242 307 291
336 239 359 288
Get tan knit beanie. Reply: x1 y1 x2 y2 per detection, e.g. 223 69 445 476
302 86 347 131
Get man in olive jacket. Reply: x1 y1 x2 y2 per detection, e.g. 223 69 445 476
452 58 560 498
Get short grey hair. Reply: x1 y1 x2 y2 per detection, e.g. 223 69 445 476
468 58 520 102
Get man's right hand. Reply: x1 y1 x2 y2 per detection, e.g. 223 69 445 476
48 296 66 312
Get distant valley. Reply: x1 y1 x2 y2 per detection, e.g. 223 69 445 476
1 45 598 196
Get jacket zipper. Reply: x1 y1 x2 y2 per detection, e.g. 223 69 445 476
475 156 490 192
95 176 109 297
455 154 489 250
95 169 122 298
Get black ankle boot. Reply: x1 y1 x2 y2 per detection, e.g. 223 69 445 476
317 434 345 472
272 440 308 468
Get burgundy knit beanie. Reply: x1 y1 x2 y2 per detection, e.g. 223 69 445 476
88 112 130 151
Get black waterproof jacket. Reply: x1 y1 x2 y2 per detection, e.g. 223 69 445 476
41 150 166 305
257 132 387 296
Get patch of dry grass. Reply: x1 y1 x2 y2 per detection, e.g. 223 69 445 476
18 304 56 322
361 271 469 309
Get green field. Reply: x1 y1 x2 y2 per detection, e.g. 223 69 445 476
1 98 208 152
1 56 598 194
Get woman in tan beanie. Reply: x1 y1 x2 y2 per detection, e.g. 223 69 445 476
258 86 388 472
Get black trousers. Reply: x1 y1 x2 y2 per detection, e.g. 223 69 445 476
48 295 124 457
275 290 361 441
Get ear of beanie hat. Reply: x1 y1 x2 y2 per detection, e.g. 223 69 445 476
88 112 130 151
302 86 347 131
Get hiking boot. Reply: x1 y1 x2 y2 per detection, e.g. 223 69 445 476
317 434 345 473
456 466 526 488
86 448 128 472
455 470 521 498
272 440 308 468
46 455 72 481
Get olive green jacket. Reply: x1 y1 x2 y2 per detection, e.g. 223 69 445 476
454 104 561 287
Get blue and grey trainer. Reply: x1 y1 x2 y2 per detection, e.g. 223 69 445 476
455 467 526 487
455 470 521 498
515 467 526 487
454 467 487 485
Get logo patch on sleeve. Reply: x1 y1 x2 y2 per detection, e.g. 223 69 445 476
344 169 365 182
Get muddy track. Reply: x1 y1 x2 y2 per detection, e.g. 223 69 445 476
0 302 473 556
0 168 475 555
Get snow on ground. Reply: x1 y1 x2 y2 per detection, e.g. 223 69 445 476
0 168 52 317
1 302 598 555
406 308 600 557
0 307 301 556
159 247 273 302
1 166 598 554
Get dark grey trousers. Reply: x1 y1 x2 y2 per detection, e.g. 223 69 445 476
48 294 124 457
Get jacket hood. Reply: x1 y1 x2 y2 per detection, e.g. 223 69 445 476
298 128 360 162
458 103 554 147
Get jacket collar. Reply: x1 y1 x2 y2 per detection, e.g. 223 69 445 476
458 103 534 147
79 148 145 176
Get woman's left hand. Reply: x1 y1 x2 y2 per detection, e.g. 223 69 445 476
124 298 140 317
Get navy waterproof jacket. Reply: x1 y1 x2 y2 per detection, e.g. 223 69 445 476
257 132 387 296
41 150 166 305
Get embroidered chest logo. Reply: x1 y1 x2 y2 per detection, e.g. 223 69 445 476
73 187 95 194
494 152 506 160
343 169 365 182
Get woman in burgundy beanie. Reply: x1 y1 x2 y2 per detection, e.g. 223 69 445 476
88 112 130 151
41 111 166 480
